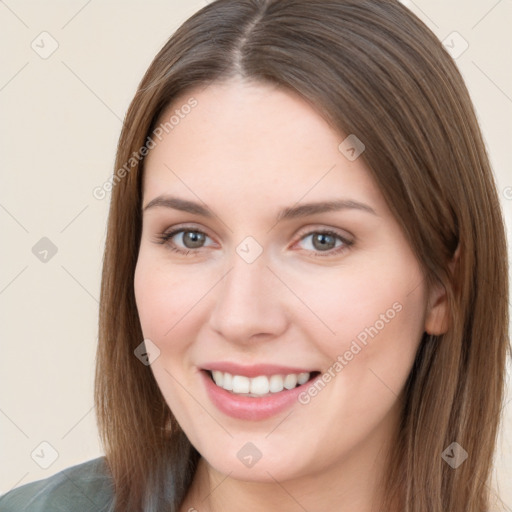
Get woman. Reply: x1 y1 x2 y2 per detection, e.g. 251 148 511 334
1 0 509 511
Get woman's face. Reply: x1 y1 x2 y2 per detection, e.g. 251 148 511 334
134 78 447 483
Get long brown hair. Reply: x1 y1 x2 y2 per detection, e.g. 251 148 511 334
94 1 510 510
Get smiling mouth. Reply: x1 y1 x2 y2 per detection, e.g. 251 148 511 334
205 369 321 397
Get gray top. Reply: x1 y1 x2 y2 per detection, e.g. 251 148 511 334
0 457 115 511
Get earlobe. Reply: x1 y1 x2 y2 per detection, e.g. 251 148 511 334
424 244 460 335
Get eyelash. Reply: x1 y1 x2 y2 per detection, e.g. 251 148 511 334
154 225 354 258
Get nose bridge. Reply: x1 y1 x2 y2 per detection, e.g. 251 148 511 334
209 246 286 342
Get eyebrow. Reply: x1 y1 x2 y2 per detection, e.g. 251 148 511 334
142 195 377 221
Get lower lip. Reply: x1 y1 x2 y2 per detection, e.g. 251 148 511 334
201 370 317 421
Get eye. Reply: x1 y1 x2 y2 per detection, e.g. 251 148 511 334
153 226 354 258
294 229 353 257
154 227 215 255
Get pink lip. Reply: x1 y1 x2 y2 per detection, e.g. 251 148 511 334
200 369 320 421
202 362 315 378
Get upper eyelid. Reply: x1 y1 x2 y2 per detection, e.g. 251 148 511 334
160 224 354 245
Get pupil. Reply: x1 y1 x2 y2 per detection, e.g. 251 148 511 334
185 231 205 248
314 233 334 250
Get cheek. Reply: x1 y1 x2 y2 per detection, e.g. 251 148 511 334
134 253 204 343
286 252 424 345
324 303 422 440
287 250 426 396
134 254 203 419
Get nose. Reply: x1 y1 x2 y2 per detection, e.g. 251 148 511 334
208 250 288 345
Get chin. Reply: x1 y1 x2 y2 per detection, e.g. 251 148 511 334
199 441 313 484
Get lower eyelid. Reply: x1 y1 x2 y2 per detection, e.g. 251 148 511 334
156 228 353 256
295 233 352 256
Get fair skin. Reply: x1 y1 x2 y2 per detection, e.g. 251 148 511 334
134 78 448 512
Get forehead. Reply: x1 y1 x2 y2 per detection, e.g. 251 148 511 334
142 79 385 217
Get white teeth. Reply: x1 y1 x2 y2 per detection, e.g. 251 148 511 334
297 372 310 385
250 376 270 395
212 370 223 387
269 374 284 393
232 375 250 394
223 372 233 391
284 374 298 389
209 371 311 396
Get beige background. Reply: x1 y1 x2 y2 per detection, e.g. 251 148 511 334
1 0 511 508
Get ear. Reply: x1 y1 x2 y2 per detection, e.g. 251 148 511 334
424 244 460 335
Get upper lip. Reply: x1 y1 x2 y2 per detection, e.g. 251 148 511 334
201 362 317 378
